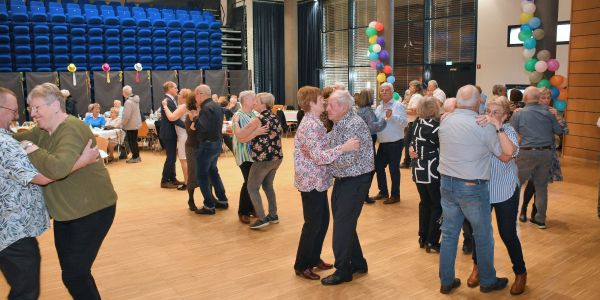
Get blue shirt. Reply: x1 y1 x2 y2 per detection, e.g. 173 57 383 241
84 114 106 128
375 100 408 143
489 124 520 204
510 103 564 148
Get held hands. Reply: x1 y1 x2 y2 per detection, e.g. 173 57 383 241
80 139 100 164
340 137 360 153
254 124 269 136
20 140 39 154
476 115 502 130
385 109 393 119
232 114 240 124
409 145 418 159
161 99 168 108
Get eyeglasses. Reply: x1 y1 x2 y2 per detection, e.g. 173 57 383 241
27 103 47 114
486 110 504 116
0 105 17 113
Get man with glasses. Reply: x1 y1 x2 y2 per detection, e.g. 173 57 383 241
159 81 186 189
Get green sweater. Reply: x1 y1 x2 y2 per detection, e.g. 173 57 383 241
15 116 117 221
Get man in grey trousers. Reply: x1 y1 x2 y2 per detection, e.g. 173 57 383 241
510 86 564 229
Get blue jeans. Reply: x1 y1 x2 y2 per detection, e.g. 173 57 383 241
439 175 496 287
196 141 227 209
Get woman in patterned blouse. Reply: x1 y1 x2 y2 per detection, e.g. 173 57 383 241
247 93 284 229
293 86 359 280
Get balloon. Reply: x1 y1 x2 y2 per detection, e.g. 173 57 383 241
134 63 142 71
536 50 551 62
523 37 536 49
533 29 545 40
520 24 532 34
550 75 565 87
375 22 384 32
387 75 396 84
377 73 386 83
368 21 377 28
547 59 560 72
537 79 551 89
369 52 379 60
524 58 538 72
376 62 384 71
529 71 543 84
376 36 385 46
550 86 560 98
535 60 548 73
553 99 566 111
378 50 389 61
366 27 377 37
528 17 541 29
368 45 374 52
522 48 536 59
370 60 378 69
369 36 377 44
522 3 536 14
372 44 382 53
520 12 533 24
558 88 568 100
67 63 76 72
518 31 531 41
102 63 110 72
393 92 400 101
383 65 392 75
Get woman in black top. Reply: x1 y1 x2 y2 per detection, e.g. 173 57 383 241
409 96 443 253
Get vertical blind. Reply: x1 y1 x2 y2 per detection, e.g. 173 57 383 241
393 0 425 91
425 0 476 64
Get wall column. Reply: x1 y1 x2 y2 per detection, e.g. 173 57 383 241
284 0 299 107
535 0 559 78
245 0 254 88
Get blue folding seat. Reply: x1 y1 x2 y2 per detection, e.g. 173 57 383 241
66 3 85 24
15 55 32 64
116 6 135 27
14 44 31 54
9 3 28 22
182 30 195 39
106 45 120 54
30 2 47 22
210 48 222 56
122 37 136 46
33 24 49 34
167 30 181 39
71 45 86 54
53 45 69 53
196 47 209 55
197 56 209 65
139 55 152 65
182 40 195 48
132 7 150 27
122 28 136 37
153 46 166 54
152 29 166 38
0 2 8 22
123 45 136 54
161 8 180 28
139 47 152 54
146 8 165 28
176 9 195 29
48 2 66 23
89 45 103 54
13 25 29 36
88 35 103 44
183 57 196 70
197 39 210 47
100 5 119 26
84 4 102 25
196 31 209 39
105 28 120 37
210 31 223 40
168 39 181 47
168 47 182 55
138 37 151 46
210 40 223 48
52 24 68 34
137 28 151 37
123 55 136 70
34 34 50 44
73 26 88 36
183 48 195 55
153 38 166 47
71 36 86 45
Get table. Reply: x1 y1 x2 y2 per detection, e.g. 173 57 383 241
146 119 156 130
92 128 125 144
283 110 298 123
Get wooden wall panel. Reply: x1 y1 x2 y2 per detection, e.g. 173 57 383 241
564 0 600 160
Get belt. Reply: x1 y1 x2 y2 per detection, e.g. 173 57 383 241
521 146 552 150
442 175 487 184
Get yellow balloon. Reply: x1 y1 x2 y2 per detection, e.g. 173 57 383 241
67 63 77 72
520 12 533 24
369 36 377 45
377 73 386 83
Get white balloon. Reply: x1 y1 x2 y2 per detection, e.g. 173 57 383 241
522 48 536 59
535 60 548 73
369 21 377 28
522 3 536 14
372 44 382 53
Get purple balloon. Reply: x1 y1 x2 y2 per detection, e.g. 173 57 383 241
547 59 560 72
377 36 385 46
379 50 389 61
376 62 384 71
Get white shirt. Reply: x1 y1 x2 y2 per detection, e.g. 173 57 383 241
433 88 446 103
407 94 424 123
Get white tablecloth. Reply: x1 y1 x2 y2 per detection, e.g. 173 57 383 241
92 128 125 144
283 110 298 123
146 119 156 130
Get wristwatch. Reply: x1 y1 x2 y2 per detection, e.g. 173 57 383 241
23 142 33 150
496 127 505 133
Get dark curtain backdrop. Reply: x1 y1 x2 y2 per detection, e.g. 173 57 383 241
93 71 123 113
253 2 285 104
123 71 153 115
59 72 91 118
298 1 322 88
0 72 26 123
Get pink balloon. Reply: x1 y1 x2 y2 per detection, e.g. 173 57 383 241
370 59 380 70
534 61 548 73
547 59 560 72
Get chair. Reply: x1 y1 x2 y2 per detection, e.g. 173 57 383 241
275 109 292 137
138 121 160 150
95 136 110 164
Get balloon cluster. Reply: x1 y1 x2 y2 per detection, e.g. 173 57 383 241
366 20 401 101
519 0 567 111
102 63 111 83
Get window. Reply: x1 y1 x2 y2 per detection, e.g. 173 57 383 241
393 0 425 92
507 21 570 47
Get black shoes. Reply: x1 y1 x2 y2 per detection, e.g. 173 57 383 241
177 184 187 191
529 218 546 229
440 278 461 294
400 162 411 169
480 277 508 293
249 218 270 229
351 266 368 274
425 242 441 253
214 201 229 209
321 273 352 286
519 213 527 222
418 237 425 249
365 197 375 204
462 240 473 254
187 199 197 212
195 207 215 215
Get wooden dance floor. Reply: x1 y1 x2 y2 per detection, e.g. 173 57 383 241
1 138 599 299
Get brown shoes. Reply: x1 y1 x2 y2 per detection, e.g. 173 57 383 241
370 193 388 201
383 197 400 204
315 259 333 270
295 268 320 280
467 264 480 288
238 214 251 224
510 273 527 295
160 181 179 189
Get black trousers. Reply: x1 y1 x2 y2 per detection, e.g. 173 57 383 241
472 187 526 274
0 237 40 300
375 139 403 198
416 182 442 245
125 129 140 159
403 122 414 165
364 135 377 201
54 205 116 300
238 161 255 216
521 180 538 217
161 138 177 183
294 190 330 270
331 173 371 278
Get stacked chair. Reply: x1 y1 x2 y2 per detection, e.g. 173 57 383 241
162 8 182 70
177 9 196 70
48 1 68 71
0 1 11 71
98 4 120 71
68 3 87 71
206 12 223 70
117 6 137 71
147 7 167 70
190 10 210 70
132 6 152 68
30 1 51 71
10 0 32 71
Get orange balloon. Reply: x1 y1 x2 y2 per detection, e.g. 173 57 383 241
559 77 568 89
375 22 384 32
550 75 564 87
558 88 568 100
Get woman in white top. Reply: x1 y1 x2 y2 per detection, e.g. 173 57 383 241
402 80 424 168
162 88 190 190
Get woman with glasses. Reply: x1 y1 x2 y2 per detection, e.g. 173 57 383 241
467 96 527 295
15 83 117 300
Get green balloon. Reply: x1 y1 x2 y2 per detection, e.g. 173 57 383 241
524 58 538 72
393 92 400 100
368 45 375 52
366 27 377 37
518 31 531 42
537 79 551 88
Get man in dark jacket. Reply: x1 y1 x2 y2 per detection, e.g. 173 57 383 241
159 81 185 188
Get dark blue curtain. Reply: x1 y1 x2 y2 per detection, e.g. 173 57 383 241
253 2 285 104
298 1 322 88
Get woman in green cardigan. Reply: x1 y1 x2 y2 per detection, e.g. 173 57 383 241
16 83 117 300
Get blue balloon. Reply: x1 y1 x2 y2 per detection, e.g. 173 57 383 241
376 62 384 71
528 17 541 29
550 86 560 98
520 24 532 32
387 75 396 84
369 52 379 60
523 37 537 49
553 99 566 111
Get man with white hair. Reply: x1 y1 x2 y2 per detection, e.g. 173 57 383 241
121 85 142 163
332 82 346 91
438 84 514 294
320 90 374 286
510 86 564 229
426 80 446 102
370 82 408 204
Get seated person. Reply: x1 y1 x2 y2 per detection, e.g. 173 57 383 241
106 107 122 128
84 103 106 128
